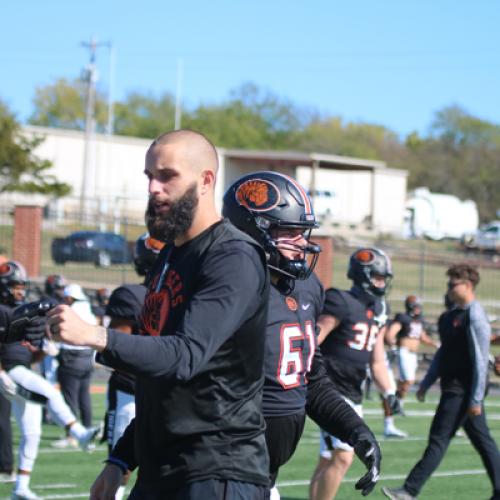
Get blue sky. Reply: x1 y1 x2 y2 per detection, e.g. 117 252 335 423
1 0 498 136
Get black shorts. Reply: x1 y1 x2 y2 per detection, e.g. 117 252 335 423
265 411 306 487
128 478 268 500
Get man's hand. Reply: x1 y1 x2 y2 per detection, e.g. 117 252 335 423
416 387 426 402
90 463 124 500
467 405 482 417
350 427 381 496
47 305 107 352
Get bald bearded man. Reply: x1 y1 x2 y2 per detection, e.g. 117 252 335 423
47 130 271 500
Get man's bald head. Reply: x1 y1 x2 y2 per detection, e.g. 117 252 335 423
148 129 218 175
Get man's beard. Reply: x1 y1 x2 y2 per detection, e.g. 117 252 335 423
146 182 199 243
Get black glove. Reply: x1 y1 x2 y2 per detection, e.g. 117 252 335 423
350 427 381 496
6 300 52 343
23 316 47 343
385 393 402 416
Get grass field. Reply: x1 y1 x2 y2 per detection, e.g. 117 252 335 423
1 385 500 499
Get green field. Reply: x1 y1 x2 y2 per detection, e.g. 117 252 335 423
2 386 500 499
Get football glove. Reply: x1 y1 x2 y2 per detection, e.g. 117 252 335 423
384 393 402 416
350 427 381 496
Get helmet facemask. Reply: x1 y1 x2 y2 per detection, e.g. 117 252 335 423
349 248 393 297
255 216 320 282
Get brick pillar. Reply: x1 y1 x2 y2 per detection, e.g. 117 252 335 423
13 205 43 278
313 235 334 289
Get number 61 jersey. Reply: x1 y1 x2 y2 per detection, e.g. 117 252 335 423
319 286 387 404
262 273 324 418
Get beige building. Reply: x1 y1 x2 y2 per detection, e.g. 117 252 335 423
10 126 408 235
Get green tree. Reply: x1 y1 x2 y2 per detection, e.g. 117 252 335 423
29 78 108 131
296 116 402 159
113 91 176 138
184 83 304 149
404 106 500 220
0 100 71 196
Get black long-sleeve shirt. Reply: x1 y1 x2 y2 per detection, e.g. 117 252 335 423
99 220 270 490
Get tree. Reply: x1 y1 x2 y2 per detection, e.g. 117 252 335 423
0 100 71 196
29 78 108 132
184 83 304 149
113 91 176 138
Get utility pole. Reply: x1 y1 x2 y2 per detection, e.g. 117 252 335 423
80 37 112 220
106 43 115 135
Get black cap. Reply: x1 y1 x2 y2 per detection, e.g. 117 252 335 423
106 284 146 323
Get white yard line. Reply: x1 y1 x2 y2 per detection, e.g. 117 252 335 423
277 468 486 488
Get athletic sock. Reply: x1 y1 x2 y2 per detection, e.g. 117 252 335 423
15 472 30 491
68 422 87 440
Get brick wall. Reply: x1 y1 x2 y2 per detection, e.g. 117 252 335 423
313 235 334 289
13 205 42 278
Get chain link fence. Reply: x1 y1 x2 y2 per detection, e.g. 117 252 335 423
1 197 499 329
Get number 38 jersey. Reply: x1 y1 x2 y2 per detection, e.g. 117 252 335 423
262 274 324 418
320 286 386 403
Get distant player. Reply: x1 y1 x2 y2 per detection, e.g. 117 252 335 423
103 232 163 500
223 172 381 499
385 295 439 412
0 261 99 500
309 248 402 500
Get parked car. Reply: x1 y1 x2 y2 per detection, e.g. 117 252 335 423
461 221 500 253
51 231 132 267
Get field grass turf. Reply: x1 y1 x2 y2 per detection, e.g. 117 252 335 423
1 387 500 499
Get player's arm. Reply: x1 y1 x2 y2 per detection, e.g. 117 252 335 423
468 302 491 415
306 349 381 496
107 417 137 473
384 320 401 347
316 288 347 345
91 419 137 500
49 243 267 381
420 329 439 348
369 327 393 393
316 314 340 345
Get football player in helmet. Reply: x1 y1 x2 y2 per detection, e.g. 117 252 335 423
0 262 99 500
309 248 403 500
133 233 165 280
102 233 162 500
43 275 66 306
223 172 381 500
385 296 439 413
41 275 67 390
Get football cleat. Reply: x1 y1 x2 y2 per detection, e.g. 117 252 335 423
383 425 408 439
11 487 41 500
381 486 417 499
78 425 101 452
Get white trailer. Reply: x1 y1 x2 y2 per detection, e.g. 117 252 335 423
404 187 479 240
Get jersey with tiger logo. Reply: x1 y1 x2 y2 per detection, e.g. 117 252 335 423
262 273 324 417
320 286 388 403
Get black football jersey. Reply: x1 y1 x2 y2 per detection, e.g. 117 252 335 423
262 274 324 417
394 313 425 342
0 303 34 371
320 286 387 403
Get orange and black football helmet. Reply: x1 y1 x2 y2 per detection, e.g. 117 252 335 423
222 171 320 282
347 247 393 297
133 233 165 277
